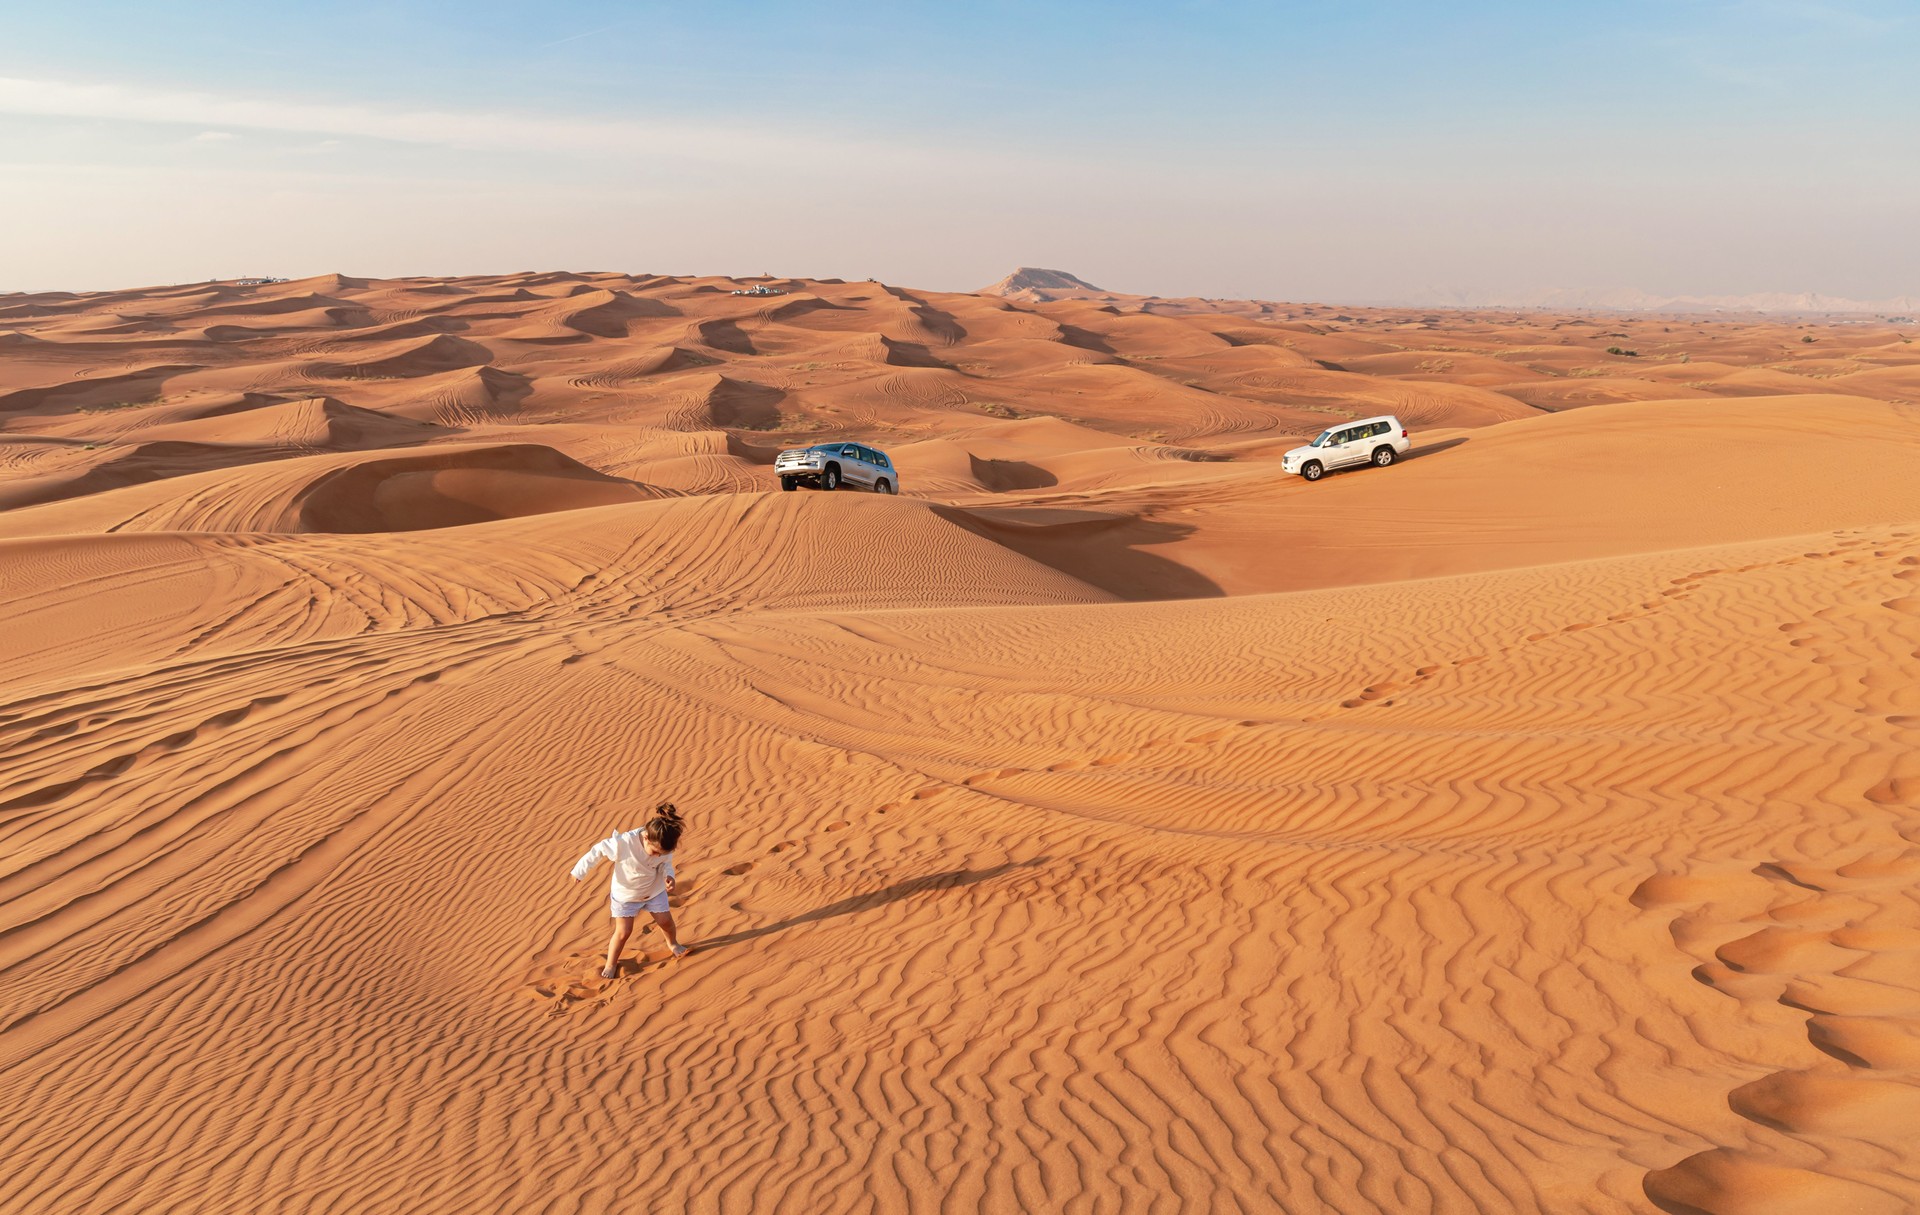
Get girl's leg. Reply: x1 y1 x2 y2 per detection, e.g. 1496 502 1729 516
650 911 686 953
603 916 635 977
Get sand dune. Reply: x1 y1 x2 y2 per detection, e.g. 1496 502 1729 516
306 333 494 380
2 270 1917 1214
1001 393 1920 597
0 364 204 417
127 395 449 448
374 364 536 426
0 441 661 535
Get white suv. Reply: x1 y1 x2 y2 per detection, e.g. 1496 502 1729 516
1281 415 1410 482
775 442 900 493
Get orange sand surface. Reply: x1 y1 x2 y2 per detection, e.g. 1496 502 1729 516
3 271 1918 1213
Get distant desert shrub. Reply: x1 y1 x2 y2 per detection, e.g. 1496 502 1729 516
1801 335 1817 343
977 402 1022 419
1605 346 1638 357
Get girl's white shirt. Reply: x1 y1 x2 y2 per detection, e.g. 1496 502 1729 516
570 829 675 902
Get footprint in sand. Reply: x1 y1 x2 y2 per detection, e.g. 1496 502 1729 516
1638 850 1920 1208
823 820 850 832
962 767 1025 786
1340 682 1403 709
523 951 614 1016
722 861 755 876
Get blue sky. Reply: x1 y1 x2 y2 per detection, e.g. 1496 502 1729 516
2 1 1915 301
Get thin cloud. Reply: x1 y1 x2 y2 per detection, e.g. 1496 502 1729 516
190 130 237 142
0 74 950 173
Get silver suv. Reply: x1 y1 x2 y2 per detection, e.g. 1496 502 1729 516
775 442 900 494
1281 415 1411 482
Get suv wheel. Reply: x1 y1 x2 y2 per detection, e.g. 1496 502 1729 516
1301 460 1324 482
1372 447 1396 467
780 477 797 492
822 465 841 490
875 478 893 495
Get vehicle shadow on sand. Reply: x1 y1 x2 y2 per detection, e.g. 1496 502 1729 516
1398 436 1469 463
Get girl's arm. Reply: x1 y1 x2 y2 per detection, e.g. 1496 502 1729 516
664 854 676 892
569 836 615 881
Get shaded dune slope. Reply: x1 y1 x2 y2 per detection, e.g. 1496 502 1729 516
0 443 665 535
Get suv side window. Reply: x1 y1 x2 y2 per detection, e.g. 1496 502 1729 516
871 451 890 469
840 445 858 458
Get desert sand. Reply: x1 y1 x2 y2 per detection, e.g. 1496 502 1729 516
2 269 1917 1213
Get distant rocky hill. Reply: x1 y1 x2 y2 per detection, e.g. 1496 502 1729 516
980 267 1108 302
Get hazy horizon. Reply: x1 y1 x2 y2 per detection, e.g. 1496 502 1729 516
3 1 1915 302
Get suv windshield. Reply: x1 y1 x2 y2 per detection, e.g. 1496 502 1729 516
1311 429 1338 447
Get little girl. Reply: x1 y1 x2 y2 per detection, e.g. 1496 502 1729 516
570 802 689 978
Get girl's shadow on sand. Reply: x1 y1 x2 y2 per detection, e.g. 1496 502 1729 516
691 857 1050 954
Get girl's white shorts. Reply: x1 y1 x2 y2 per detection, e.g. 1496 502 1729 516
611 890 670 918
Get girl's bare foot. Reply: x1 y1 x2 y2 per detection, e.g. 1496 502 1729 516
601 963 620 979
670 944 689 958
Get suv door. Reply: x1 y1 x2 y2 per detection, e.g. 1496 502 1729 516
838 444 871 488
1347 425 1384 465
1363 421 1397 459
1324 428 1360 468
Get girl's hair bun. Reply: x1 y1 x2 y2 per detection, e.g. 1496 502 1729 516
645 802 685 851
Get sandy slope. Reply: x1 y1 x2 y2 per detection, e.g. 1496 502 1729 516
2 272 1917 1214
